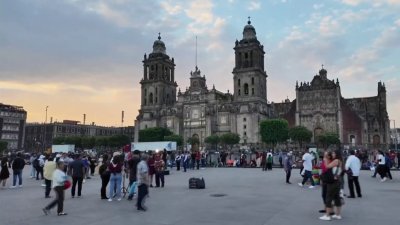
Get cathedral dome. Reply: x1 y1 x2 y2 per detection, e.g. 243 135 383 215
242 19 257 40
152 33 166 54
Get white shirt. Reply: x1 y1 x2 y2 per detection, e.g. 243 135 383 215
302 152 314 171
378 154 385 165
345 155 361 176
137 160 149 185
52 169 67 188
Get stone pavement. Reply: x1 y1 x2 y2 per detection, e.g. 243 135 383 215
0 167 399 225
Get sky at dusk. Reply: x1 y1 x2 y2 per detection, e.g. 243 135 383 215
1 0 399 128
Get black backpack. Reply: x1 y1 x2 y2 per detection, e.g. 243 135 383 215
33 158 39 169
189 177 205 189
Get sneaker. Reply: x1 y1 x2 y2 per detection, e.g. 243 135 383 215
332 215 342 220
298 183 304 187
41 184 46 187
42 208 50 215
18 185 23 188
108 199 112 202
117 198 122 201
319 215 331 221
9 186 17 189
309 185 315 189
381 177 387 182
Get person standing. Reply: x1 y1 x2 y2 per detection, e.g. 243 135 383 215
190 152 196 170
29 154 36 178
183 152 190 172
137 154 149 211
284 152 293 184
127 152 140 200
266 152 273 170
98 154 110 200
69 154 85 198
43 156 57 198
195 151 201 170
298 149 315 189
89 156 97 177
261 152 267 171
319 151 343 221
10 153 25 188
175 153 181 171
108 155 123 202
384 152 393 180
36 155 45 180
345 150 362 198
43 160 68 216
0 157 10 188
154 154 165 188
147 153 155 187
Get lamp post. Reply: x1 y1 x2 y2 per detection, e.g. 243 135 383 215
44 106 48 152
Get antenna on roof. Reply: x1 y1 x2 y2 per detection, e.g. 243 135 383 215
195 36 198 69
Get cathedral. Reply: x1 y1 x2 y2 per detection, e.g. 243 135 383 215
134 19 390 150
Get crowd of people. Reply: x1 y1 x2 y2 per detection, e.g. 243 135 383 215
0 147 398 220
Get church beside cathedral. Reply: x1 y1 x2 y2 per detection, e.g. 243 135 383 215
134 19 390 150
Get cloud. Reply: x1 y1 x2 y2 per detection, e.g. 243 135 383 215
319 16 344 37
313 4 324 10
160 1 183 15
341 0 400 6
248 1 261 11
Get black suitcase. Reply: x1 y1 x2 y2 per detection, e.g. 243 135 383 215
189 177 205 189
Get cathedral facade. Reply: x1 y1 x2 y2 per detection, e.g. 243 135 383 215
134 20 390 150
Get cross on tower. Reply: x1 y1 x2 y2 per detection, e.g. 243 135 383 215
158 32 161 40
321 64 324 69
248 16 251 24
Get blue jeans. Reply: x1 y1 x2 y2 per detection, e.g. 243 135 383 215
13 170 23 186
30 165 36 177
183 160 189 172
109 173 122 198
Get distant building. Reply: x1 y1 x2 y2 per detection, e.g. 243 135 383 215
25 120 134 152
0 103 27 151
272 68 390 149
390 128 399 150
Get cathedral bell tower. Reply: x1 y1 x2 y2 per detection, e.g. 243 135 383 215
140 33 177 108
232 18 267 103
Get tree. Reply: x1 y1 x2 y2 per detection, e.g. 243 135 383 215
220 132 240 149
0 141 8 155
164 134 183 147
63 136 82 148
81 136 96 149
204 135 220 150
260 119 289 147
95 137 109 147
52 137 65 145
289 126 312 149
139 127 173 142
317 133 340 148
187 136 200 145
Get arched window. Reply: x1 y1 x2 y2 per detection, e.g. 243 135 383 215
238 89 241 96
144 98 147 105
251 77 254 85
149 93 153 104
244 83 249 95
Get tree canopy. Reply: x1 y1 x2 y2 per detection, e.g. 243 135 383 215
52 135 131 148
220 132 240 146
204 135 220 146
260 119 289 146
0 141 8 154
138 127 173 142
289 126 312 148
164 134 183 147
317 132 340 147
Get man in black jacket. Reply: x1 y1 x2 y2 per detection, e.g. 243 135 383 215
11 153 25 188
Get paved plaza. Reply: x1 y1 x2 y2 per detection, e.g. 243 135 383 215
0 167 399 225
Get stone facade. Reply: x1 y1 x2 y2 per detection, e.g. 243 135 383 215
272 68 390 148
0 103 27 150
135 20 390 149
135 20 269 148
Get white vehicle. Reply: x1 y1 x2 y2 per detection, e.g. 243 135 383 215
52 144 75 153
131 142 177 152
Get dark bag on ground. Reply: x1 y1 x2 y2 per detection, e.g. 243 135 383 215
189 177 205 189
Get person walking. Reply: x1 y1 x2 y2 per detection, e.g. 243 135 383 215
298 149 315 188
195 151 201 170
69 154 85 198
384 152 393 180
183 152 190 172
147 153 155 187
43 156 57 198
284 152 293 184
10 153 25 188
318 151 334 215
266 152 273 170
319 150 343 221
0 157 10 189
137 154 149 211
89 156 97 177
43 160 68 216
154 154 165 188
376 151 387 182
261 152 267 171
345 150 362 198
36 155 45 180
108 155 123 202
175 153 181 171
98 154 110 200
